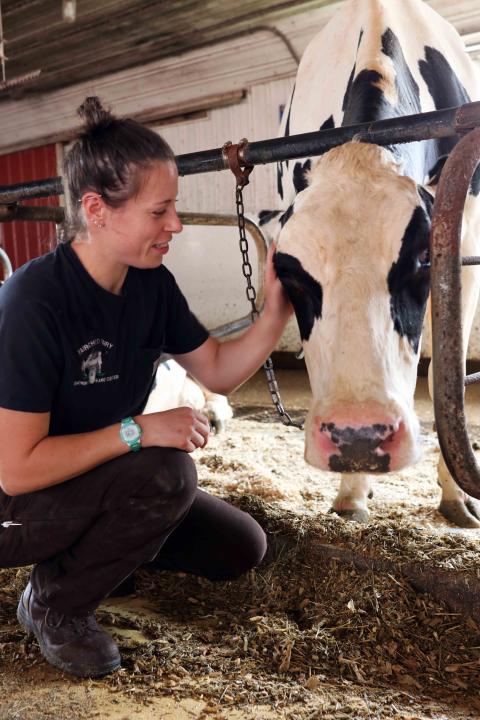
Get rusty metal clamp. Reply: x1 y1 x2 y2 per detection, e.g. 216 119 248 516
222 138 254 187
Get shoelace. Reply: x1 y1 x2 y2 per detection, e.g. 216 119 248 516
46 607 97 635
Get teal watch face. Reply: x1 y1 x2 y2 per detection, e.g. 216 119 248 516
120 418 142 451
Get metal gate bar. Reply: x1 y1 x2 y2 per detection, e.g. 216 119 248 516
178 101 480 175
0 204 63 223
2 101 480 203
430 126 480 499
0 177 63 203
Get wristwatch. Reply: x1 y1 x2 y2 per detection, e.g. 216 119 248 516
119 417 142 452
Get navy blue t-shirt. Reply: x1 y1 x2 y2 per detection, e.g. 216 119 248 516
0 242 208 435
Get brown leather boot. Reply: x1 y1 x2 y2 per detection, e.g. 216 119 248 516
17 582 121 677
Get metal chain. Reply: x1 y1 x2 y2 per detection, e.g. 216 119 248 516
235 184 304 429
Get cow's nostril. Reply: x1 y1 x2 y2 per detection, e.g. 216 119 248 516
377 431 396 455
318 425 341 456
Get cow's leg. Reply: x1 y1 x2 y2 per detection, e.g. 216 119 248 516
436 456 480 528
331 474 372 523
429 194 480 528
203 391 233 434
180 380 233 434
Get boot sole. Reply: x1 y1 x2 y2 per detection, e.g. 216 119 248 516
17 596 121 678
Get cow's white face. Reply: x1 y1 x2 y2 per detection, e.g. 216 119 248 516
275 143 432 473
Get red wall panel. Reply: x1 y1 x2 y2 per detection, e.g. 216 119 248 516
0 145 59 272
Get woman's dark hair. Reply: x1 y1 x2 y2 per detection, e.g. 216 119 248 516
63 96 175 238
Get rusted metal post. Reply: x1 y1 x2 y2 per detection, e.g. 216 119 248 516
430 126 480 499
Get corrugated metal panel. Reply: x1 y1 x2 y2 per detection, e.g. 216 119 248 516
0 145 59 270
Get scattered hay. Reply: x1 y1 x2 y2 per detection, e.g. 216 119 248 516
1 497 479 718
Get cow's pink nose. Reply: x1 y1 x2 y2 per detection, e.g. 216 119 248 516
316 420 401 472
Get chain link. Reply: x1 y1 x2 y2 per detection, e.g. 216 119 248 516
235 185 304 430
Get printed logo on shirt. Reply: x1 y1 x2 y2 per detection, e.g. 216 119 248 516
74 338 120 386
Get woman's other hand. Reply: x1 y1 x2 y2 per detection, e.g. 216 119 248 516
140 407 209 452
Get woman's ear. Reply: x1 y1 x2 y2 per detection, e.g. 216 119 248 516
81 193 105 228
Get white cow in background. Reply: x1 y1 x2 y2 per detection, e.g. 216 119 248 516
144 359 233 433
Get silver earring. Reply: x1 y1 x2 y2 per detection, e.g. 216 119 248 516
93 220 105 228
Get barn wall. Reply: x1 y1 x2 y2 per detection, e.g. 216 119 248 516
0 145 59 272
158 79 294 216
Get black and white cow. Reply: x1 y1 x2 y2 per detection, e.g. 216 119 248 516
261 0 480 527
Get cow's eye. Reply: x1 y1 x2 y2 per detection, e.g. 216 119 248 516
418 248 430 267
415 248 430 273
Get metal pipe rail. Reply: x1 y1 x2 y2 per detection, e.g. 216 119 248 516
179 101 480 175
430 126 480 499
1 101 480 203
0 203 64 223
0 177 63 203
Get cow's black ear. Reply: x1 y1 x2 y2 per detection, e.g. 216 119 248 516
418 185 434 217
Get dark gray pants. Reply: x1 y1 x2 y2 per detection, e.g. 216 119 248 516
0 448 267 615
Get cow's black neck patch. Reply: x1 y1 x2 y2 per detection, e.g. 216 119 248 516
279 203 294 229
293 159 312 194
342 68 388 125
342 28 421 128
320 115 335 131
419 46 479 196
273 252 323 342
419 46 469 119
387 205 431 353
277 84 296 199
341 28 443 182
258 209 281 227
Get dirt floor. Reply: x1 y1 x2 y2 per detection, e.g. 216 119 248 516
1 371 480 720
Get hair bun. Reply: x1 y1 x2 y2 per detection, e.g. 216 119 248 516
77 96 114 132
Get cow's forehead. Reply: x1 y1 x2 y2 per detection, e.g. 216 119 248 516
277 144 421 276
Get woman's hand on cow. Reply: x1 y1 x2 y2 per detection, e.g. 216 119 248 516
263 243 293 323
140 407 210 452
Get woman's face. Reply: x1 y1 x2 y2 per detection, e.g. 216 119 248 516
103 160 182 269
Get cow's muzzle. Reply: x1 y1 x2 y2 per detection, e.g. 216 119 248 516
319 421 400 472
